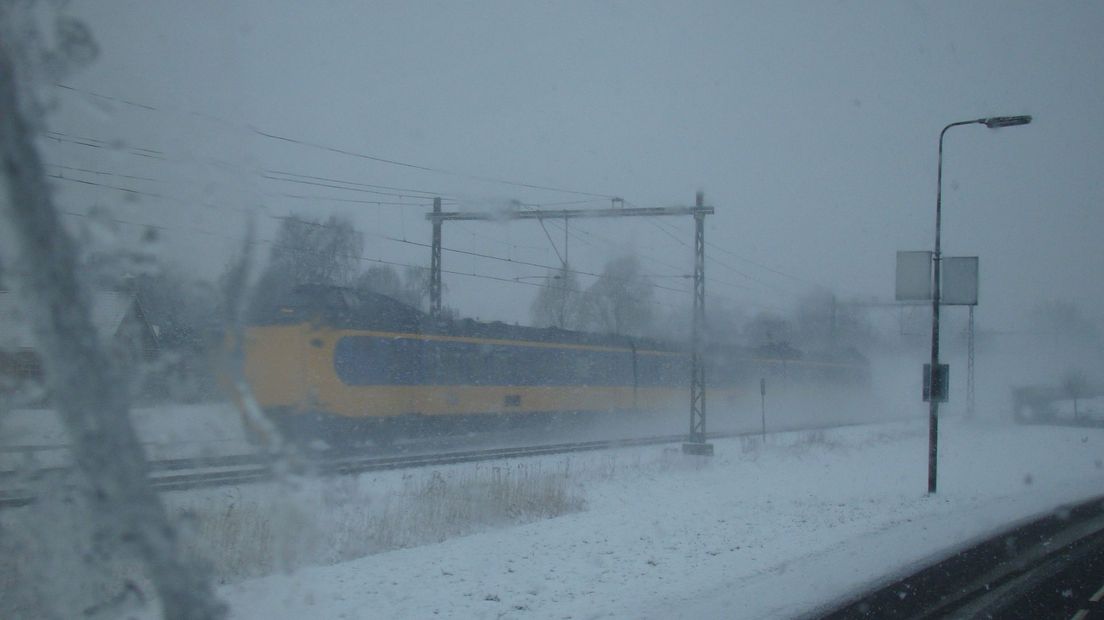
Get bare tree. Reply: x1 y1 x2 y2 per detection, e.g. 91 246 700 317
1029 301 1103 346
401 265 432 311
577 255 654 336
793 291 875 355
528 264 581 329
354 264 404 300
1063 369 1089 420
250 214 364 314
744 312 795 352
354 264 433 311
0 20 224 620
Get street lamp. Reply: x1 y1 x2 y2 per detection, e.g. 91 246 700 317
928 114 1031 494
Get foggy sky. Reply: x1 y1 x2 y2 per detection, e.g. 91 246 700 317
43 1 1104 331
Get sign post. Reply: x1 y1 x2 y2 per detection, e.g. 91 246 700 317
760 378 767 439
897 251 979 494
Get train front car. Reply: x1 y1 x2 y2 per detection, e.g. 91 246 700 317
240 285 420 444
242 285 691 447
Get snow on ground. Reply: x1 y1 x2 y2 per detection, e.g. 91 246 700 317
1054 397 1104 419
0 402 254 467
197 417 1104 619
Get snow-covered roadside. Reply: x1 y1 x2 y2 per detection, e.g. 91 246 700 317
0 402 253 465
202 418 1104 619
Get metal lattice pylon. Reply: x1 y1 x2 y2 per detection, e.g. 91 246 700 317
689 192 707 444
425 193 715 455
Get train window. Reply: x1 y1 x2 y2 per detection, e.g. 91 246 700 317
388 338 424 384
502 345 522 385
333 336 431 385
333 336 390 385
8 5 1093 620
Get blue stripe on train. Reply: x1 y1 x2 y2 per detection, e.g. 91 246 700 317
333 336 687 387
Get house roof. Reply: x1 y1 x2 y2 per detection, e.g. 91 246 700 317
0 291 139 350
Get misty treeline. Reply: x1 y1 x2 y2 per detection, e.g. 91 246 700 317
1029 301 1104 394
528 255 656 337
528 259 879 357
706 291 877 360
223 213 863 351
249 213 664 336
247 214 437 317
23 205 1104 387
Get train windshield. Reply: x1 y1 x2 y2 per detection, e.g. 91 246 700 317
1 2 1102 619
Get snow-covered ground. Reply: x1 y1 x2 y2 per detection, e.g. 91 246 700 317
1054 396 1104 419
187 417 1104 619
0 402 255 468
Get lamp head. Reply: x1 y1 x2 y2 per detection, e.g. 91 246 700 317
982 115 1032 128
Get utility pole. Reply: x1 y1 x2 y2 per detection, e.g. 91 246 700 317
683 191 713 455
425 194 715 455
926 115 1030 494
760 378 767 439
967 305 976 417
430 196 442 317
564 216 568 266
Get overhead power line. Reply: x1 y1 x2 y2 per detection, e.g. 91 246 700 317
47 173 165 201
251 127 620 200
273 214 694 296
541 217 766 296
646 218 798 297
47 171 262 218
49 163 160 183
261 173 456 203
54 82 623 201
57 210 694 314
50 82 792 312
269 193 440 208
265 169 454 200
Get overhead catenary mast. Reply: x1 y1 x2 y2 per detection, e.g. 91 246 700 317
426 193 716 455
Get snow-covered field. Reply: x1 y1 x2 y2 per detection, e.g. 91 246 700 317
5 396 1102 619
0 402 256 464
180 417 1103 619
1054 396 1104 419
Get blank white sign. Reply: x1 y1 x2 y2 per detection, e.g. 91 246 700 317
942 256 978 306
896 251 933 301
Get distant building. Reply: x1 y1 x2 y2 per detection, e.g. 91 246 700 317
0 291 159 391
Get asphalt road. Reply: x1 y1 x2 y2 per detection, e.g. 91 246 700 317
816 495 1104 620
963 526 1104 619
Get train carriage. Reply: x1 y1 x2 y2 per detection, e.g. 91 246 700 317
242 285 697 444
239 285 868 445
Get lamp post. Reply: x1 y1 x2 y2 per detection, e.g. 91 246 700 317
928 115 1031 494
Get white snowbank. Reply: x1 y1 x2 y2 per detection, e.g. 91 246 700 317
201 418 1104 619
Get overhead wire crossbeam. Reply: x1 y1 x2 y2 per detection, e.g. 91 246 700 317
426 195 715 454
426 205 712 222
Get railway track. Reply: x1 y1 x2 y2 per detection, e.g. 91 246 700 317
0 431 740 509
0 417 894 510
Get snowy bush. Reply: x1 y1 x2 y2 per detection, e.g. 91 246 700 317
172 461 585 582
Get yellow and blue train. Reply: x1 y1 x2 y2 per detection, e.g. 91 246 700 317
241 285 865 444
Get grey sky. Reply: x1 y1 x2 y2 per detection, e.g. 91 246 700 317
45 1 1104 329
